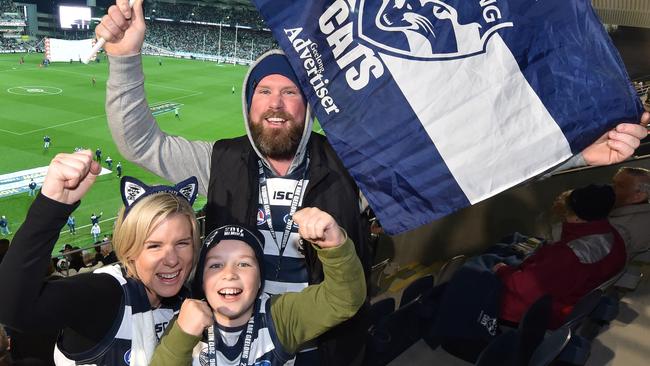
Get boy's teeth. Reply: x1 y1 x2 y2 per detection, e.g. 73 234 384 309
219 288 242 295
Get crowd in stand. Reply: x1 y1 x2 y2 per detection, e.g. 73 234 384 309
145 1 266 29
145 20 276 59
0 0 16 14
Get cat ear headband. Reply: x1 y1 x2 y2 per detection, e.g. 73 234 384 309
120 176 198 217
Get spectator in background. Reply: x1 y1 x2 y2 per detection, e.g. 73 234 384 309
495 184 626 328
66 215 76 234
78 250 102 274
43 135 50 150
99 241 117 265
90 212 102 225
609 167 650 256
28 179 37 197
0 216 9 236
91 223 101 243
68 247 85 273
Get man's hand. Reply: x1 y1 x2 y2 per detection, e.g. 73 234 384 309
41 151 101 204
95 0 145 56
293 208 346 249
582 111 649 166
177 299 213 337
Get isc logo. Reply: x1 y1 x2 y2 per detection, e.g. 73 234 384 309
273 191 294 200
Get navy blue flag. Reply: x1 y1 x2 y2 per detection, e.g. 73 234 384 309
252 0 643 234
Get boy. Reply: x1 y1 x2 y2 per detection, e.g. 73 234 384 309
151 208 365 365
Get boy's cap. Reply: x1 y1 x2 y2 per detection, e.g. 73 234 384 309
192 225 265 300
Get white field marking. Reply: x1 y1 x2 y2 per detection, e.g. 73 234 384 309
1 90 202 136
18 114 106 135
48 67 203 94
60 216 117 234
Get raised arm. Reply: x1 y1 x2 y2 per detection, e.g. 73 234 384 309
270 208 366 354
97 0 213 195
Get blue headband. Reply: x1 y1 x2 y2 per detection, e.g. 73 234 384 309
120 176 199 217
245 53 304 111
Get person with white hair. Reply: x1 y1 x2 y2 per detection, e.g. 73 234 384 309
609 166 650 256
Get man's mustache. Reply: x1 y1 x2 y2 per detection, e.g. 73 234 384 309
261 111 294 122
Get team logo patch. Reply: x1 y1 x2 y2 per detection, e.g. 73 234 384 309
358 0 513 60
199 346 210 366
257 208 266 226
123 349 131 365
283 214 299 229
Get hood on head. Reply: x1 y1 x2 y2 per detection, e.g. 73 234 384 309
242 49 313 175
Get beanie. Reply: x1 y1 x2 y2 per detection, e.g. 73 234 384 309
245 53 303 111
568 184 615 221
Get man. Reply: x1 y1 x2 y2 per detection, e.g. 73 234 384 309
98 2 369 365
105 155 113 169
92 75 97 87
67 215 76 234
95 147 102 162
496 184 626 328
97 1 646 364
609 167 650 256
116 162 122 177
28 179 37 197
43 135 51 150
0 216 9 236
90 212 102 226
174 107 180 119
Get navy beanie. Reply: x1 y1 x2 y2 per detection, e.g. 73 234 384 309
568 184 615 221
245 53 303 111
192 225 266 300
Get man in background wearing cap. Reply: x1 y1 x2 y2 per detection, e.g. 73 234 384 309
98 1 369 364
494 184 626 328
609 166 650 257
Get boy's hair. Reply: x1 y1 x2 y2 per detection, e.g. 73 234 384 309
112 193 200 280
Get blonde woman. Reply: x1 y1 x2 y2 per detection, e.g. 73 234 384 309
0 151 200 365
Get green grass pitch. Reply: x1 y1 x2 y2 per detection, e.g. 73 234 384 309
0 52 257 255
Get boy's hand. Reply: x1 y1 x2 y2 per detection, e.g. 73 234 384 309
177 299 213 337
293 207 346 249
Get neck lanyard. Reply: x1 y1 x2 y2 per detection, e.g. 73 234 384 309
207 314 256 366
257 157 309 258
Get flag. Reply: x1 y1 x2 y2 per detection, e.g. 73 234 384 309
252 0 643 234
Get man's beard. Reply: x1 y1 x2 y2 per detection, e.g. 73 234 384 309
250 111 304 160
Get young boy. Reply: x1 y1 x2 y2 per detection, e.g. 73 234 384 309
150 208 365 365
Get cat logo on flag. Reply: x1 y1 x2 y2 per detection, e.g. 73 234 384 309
358 0 513 60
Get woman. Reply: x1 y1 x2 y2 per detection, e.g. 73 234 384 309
0 151 200 365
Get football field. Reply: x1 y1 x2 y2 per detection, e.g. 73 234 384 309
0 52 251 254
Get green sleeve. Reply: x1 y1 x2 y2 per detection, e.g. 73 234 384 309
150 317 201 366
270 238 366 354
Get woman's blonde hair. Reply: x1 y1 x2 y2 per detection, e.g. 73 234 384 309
112 193 200 280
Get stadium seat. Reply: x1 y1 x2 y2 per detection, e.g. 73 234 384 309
517 295 552 365
528 326 572 366
474 330 518 366
434 255 467 286
400 274 433 308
